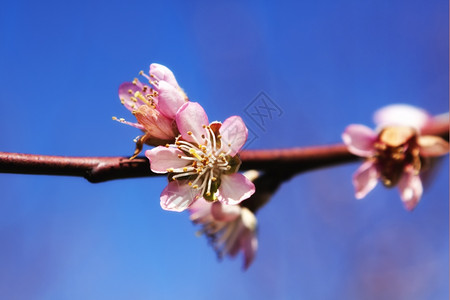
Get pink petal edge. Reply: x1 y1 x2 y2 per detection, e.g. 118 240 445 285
353 160 379 199
160 180 198 212
217 173 256 205
118 82 145 112
211 201 241 222
374 104 431 131
342 124 377 157
417 136 449 157
145 147 188 173
397 168 423 211
219 116 248 156
150 63 179 88
156 81 186 119
176 102 209 144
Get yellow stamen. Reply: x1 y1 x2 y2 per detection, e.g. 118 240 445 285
189 148 203 160
134 91 149 103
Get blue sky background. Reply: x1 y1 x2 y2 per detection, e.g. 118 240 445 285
0 0 448 299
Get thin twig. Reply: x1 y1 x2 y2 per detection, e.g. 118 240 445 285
0 115 447 183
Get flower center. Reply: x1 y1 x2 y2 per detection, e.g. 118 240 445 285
129 76 158 110
167 125 238 201
374 126 421 187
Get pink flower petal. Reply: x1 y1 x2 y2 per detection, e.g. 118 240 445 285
417 136 449 157
188 198 214 223
134 105 177 139
374 104 431 131
221 220 243 256
176 102 209 144
342 124 377 157
242 228 258 270
226 222 245 257
227 208 257 269
150 63 179 88
156 81 187 119
160 180 198 212
219 116 248 156
145 147 188 173
353 161 379 199
211 201 241 222
398 168 423 211
217 173 256 205
118 81 146 112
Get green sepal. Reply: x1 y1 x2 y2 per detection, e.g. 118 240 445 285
223 155 241 174
203 178 221 202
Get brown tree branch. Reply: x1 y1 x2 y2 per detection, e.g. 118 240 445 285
0 115 447 183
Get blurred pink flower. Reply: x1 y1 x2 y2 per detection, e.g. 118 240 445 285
189 199 258 270
114 63 188 158
342 104 449 210
146 102 255 212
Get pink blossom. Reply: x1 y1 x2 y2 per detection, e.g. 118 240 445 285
146 102 255 212
342 105 449 210
189 198 258 270
114 63 188 158
373 104 431 132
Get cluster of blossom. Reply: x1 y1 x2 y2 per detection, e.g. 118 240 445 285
115 63 257 268
343 105 448 211
115 63 449 269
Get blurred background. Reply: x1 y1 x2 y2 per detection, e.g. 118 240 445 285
0 0 448 299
